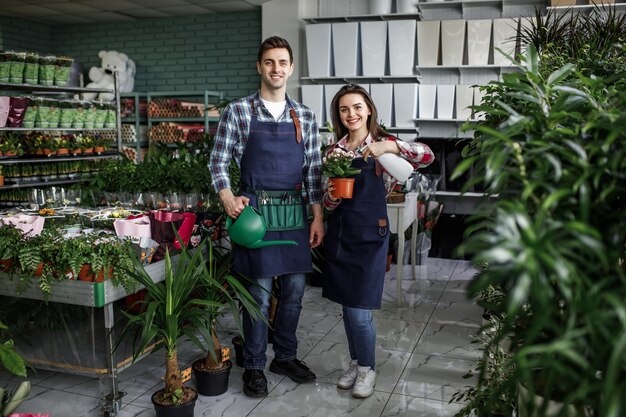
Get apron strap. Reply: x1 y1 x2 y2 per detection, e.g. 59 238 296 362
290 109 303 144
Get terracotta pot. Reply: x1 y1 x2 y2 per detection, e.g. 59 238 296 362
35 149 44 155
0 258 14 272
4 151 17 157
34 262 45 277
73 148 82 155
77 264 94 282
42 148 54 155
96 266 113 282
56 148 69 155
83 147 93 154
329 177 355 199
94 146 105 153
0 175 4 187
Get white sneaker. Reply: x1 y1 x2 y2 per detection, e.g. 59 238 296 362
352 366 376 398
337 360 359 389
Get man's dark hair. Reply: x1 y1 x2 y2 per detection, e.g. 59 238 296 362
257 36 293 64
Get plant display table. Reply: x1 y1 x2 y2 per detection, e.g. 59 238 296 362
0 255 178 417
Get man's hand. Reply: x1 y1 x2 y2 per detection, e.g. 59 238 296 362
309 204 324 248
219 188 250 219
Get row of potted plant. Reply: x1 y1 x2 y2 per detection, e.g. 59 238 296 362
20 97 116 129
83 152 220 210
0 51 73 86
0 222 137 299
0 132 111 157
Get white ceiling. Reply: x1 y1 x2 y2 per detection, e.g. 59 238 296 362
0 0 272 25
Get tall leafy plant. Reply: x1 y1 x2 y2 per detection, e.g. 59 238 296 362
453 44 626 417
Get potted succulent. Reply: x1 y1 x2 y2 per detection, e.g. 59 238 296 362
321 147 362 199
452 23 626 416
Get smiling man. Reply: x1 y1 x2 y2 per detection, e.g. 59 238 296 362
208 36 324 398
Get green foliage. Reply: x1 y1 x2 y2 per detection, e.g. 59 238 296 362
453 43 626 416
321 148 362 178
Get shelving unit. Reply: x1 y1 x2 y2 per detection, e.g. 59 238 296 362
120 92 148 162
0 82 122 206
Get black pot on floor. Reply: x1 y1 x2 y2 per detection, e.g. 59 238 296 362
232 336 244 367
151 387 197 417
192 359 232 396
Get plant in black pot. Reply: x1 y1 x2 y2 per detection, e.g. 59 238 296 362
191 242 264 396
453 37 626 417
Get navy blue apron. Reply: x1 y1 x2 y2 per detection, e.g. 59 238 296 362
323 156 389 309
233 103 312 279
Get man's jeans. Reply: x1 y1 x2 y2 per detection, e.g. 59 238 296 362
242 273 306 369
343 306 376 369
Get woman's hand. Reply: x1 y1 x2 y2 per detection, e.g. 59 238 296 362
361 140 400 161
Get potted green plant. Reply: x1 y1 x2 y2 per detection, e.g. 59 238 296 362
321 147 362 199
0 224 23 273
116 241 210 416
191 243 265 397
452 34 626 417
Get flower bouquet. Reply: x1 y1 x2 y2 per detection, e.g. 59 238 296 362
322 147 361 199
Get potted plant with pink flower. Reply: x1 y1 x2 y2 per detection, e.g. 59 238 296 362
321 147 361 199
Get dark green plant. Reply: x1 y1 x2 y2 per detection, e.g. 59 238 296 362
0 320 30 417
453 44 626 416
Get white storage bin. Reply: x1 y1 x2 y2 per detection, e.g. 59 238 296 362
360 21 388 76
332 22 360 77
306 24 333 77
388 20 417 76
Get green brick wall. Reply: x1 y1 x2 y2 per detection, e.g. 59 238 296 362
0 17 52 53
1 11 262 100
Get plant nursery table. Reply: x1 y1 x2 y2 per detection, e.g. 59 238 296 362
387 191 419 306
0 256 177 417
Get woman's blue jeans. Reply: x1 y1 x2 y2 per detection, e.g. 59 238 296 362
241 273 306 370
342 306 376 369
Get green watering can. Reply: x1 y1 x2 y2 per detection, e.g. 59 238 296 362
225 206 298 249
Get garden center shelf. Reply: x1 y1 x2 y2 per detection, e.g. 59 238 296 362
0 152 119 164
0 255 179 417
301 75 421 84
0 78 123 207
303 12 421 23
416 0 545 20
0 82 114 94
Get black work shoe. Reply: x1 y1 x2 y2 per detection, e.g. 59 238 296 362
269 359 316 383
243 369 268 397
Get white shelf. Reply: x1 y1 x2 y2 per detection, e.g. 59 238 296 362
302 13 421 23
301 76 421 84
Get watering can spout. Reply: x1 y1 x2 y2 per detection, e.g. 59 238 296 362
248 240 298 249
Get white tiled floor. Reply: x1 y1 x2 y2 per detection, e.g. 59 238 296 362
2 258 481 417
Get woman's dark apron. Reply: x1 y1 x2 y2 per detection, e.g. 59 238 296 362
233 105 312 279
323 157 389 309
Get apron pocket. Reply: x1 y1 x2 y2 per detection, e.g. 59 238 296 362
255 190 305 231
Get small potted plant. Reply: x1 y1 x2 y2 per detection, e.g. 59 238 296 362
0 165 4 187
321 147 361 199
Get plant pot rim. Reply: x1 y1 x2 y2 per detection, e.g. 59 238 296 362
151 386 198 408
192 358 232 374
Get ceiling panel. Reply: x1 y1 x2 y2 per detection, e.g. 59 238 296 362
0 0 271 25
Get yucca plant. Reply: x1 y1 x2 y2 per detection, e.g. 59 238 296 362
453 42 626 417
